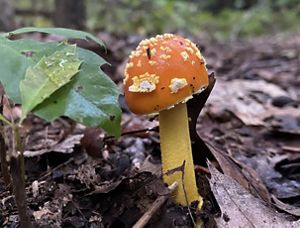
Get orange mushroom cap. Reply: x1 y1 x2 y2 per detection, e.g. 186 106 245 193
124 34 209 114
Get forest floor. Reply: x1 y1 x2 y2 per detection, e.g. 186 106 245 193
1 32 300 227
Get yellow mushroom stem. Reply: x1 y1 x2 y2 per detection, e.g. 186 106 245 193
159 102 203 207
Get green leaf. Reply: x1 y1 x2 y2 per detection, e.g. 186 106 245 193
0 40 31 103
0 38 60 103
0 38 121 136
3 27 104 47
34 47 121 136
19 45 81 120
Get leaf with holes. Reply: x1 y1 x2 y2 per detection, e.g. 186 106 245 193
0 38 63 103
19 45 81 120
0 36 121 136
34 47 121 136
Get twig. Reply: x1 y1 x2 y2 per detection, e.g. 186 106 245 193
10 156 30 228
71 200 88 223
165 161 185 176
0 91 31 227
165 161 198 226
1 195 14 206
15 8 53 18
104 126 158 141
180 160 197 227
0 94 11 187
195 165 210 175
164 161 198 226
132 182 178 228
0 126 10 186
38 157 74 180
10 125 31 228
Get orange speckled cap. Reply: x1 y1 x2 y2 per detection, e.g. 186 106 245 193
124 34 209 114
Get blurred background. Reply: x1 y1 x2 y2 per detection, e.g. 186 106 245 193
1 0 299 41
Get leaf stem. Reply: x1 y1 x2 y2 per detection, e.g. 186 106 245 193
0 113 14 127
10 124 31 228
0 128 11 187
0 94 11 187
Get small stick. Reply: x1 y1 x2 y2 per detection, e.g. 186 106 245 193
10 155 30 228
10 125 31 228
0 94 11 187
181 161 196 227
0 126 10 186
104 126 159 141
132 182 178 228
39 157 74 180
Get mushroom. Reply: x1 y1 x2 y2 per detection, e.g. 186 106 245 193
123 34 209 207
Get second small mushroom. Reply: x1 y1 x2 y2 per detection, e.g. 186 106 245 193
124 34 209 207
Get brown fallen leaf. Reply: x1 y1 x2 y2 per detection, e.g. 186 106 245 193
208 162 300 228
205 140 271 203
139 155 162 177
281 145 300 154
32 184 71 227
87 179 123 195
206 79 300 127
272 195 300 217
24 134 83 157
265 114 300 135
